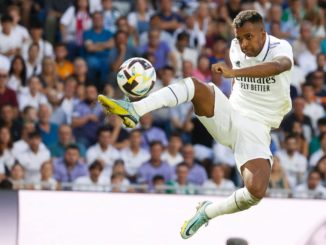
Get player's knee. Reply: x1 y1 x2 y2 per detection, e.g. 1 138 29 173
246 183 267 199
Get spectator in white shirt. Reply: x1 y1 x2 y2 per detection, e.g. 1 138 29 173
73 160 107 192
9 163 26 190
22 21 54 65
12 121 46 157
202 164 235 195
302 83 325 132
7 5 30 44
0 15 21 59
108 159 131 192
298 38 320 76
161 132 184 167
34 160 58 190
25 43 42 79
120 129 150 180
86 126 120 179
276 134 308 188
173 31 198 78
310 133 326 168
59 76 79 124
16 132 51 182
18 76 48 111
294 170 326 199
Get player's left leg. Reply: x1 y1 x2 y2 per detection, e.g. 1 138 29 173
204 158 271 218
181 158 271 239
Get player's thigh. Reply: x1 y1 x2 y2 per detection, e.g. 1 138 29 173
191 77 215 117
195 83 234 147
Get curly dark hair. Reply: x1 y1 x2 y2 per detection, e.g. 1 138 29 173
232 10 263 28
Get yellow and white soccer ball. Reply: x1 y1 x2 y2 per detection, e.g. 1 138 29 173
117 57 156 98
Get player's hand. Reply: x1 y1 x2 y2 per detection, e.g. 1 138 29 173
211 63 235 78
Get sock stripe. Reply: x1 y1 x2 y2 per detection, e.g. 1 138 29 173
168 87 178 105
234 191 243 211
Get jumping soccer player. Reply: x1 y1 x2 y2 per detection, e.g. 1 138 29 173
98 10 293 239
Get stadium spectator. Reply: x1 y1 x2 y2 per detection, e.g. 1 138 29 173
8 55 27 92
302 0 325 39
137 141 172 186
298 38 320 75
53 144 88 184
302 83 325 132
314 156 326 186
0 14 21 59
7 5 30 44
139 28 176 70
0 56 19 111
281 97 314 143
316 53 326 72
120 129 150 180
225 0 242 19
116 16 138 48
9 163 26 190
34 160 58 190
49 124 86 159
22 21 54 65
86 126 120 178
166 162 196 194
309 133 326 168
60 0 92 56
73 57 90 84
11 122 39 156
139 112 168 150
105 114 130 149
108 30 139 83
208 36 228 65
127 0 152 35
310 118 326 155
157 0 183 35
71 84 105 147
290 121 309 158
36 104 59 146
39 57 63 102
16 131 51 182
21 106 37 124
181 144 208 186
139 14 174 50
292 22 312 62
161 132 184 167
109 160 131 192
309 70 326 98
275 134 307 188
73 160 106 191
44 0 73 44
58 76 79 124
0 126 15 178
25 43 42 79
268 156 290 190
293 170 326 198
83 11 114 85
173 15 206 51
0 104 21 141
18 76 48 111
173 32 198 78
54 43 74 80
281 0 303 42
193 55 212 83
101 0 121 33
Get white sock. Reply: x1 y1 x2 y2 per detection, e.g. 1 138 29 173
205 187 261 219
132 77 195 117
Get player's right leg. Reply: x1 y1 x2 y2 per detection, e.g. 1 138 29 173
98 77 215 128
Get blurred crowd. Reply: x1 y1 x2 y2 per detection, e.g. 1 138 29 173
0 0 326 199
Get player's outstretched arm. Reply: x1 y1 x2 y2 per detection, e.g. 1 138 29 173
212 56 292 78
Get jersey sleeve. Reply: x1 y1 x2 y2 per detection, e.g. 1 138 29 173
270 40 294 64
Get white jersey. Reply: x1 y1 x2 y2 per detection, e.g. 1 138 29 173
229 34 293 128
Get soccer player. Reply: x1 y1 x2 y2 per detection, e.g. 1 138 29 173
98 10 293 239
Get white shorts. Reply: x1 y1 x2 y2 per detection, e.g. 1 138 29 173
196 83 273 173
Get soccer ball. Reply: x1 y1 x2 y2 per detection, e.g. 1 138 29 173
117 57 156 98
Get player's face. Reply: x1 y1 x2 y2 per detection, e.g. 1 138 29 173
234 22 266 57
